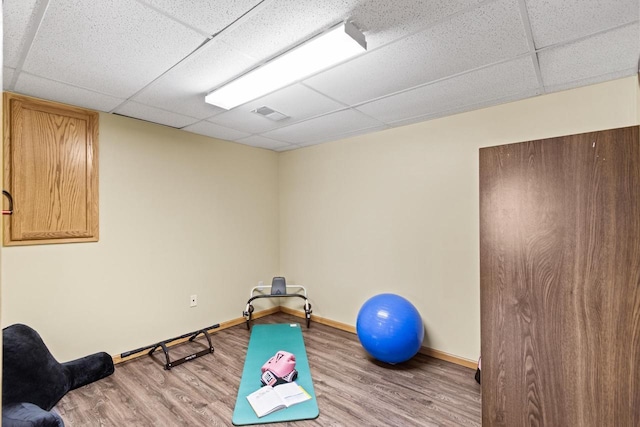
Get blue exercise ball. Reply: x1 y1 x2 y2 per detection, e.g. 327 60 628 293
356 293 424 364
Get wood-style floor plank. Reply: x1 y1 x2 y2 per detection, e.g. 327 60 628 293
56 312 481 426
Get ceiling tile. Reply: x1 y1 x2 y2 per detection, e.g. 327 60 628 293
525 0 639 48
539 23 640 91
132 86 223 121
390 89 539 128
14 73 125 111
133 40 256 119
262 109 383 144
297 124 390 147
304 0 530 105
208 108 289 134
182 120 251 141
274 144 301 152
4 68 16 89
218 0 485 62
351 0 483 49
3 0 43 68
236 135 295 150
114 101 199 128
218 0 360 62
137 0 263 35
21 0 206 98
239 84 345 120
356 55 540 124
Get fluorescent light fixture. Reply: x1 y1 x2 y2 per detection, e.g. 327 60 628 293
205 21 366 110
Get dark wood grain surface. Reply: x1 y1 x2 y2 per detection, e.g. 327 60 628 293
55 312 481 426
480 126 640 426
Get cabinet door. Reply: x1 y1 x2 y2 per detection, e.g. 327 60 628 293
479 126 640 426
3 93 98 245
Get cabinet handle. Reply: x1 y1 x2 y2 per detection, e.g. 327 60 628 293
2 190 13 215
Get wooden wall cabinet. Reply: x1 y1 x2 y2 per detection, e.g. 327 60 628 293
3 93 99 245
479 126 640 426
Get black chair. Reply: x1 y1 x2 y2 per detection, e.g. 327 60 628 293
2 324 115 427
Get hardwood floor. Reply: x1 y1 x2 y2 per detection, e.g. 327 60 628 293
55 312 481 426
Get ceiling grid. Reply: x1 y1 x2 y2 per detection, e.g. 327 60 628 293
3 0 638 151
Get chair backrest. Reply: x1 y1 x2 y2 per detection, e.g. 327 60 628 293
2 324 68 409
271 277 286 295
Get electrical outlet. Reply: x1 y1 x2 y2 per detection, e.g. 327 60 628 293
190 294 197 307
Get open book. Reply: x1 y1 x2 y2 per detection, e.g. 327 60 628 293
246 382 312 418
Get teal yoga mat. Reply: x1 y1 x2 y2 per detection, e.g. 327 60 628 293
232 323 319 425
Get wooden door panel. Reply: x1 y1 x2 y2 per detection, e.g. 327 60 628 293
480 126 640 426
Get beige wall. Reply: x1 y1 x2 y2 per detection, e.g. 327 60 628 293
1 113 280 361
1 76 638 364
279 76 640 361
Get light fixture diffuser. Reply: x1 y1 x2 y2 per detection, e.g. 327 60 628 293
205 21 366 110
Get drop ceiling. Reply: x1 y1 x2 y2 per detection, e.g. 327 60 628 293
4 0 639 151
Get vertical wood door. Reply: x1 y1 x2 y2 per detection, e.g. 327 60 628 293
3 93 98 245
479 126 640 427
